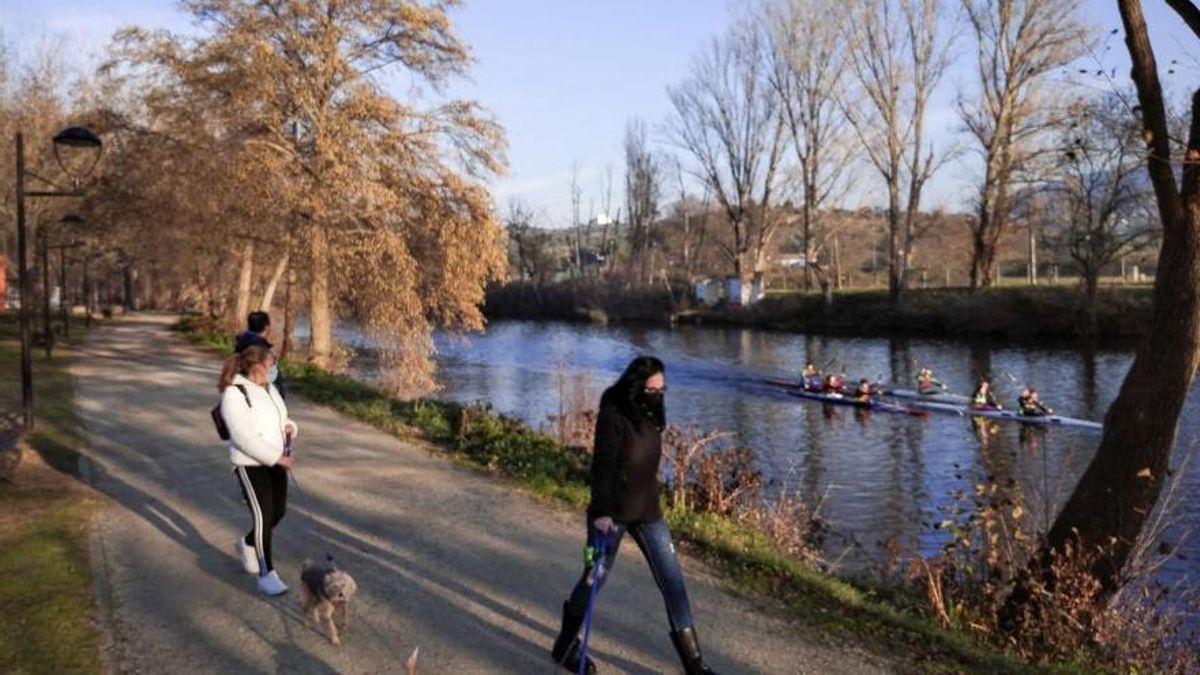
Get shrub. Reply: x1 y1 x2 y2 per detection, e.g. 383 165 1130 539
916 472 1200 672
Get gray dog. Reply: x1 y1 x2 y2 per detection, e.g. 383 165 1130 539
300 556 358 646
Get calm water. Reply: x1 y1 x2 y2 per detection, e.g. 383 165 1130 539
347 321 1198 584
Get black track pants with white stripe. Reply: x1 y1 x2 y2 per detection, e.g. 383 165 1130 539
234 465 288 574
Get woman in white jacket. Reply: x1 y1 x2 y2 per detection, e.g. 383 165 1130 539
219 345 298 596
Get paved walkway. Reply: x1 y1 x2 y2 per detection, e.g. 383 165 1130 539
75 315 893 673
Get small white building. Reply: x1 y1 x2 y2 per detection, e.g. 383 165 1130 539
694 278 723 306
725 275 764 306
777 253 807 269
724 277 741 305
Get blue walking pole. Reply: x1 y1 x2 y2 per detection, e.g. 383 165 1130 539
283 431 304 500
576 531 611 675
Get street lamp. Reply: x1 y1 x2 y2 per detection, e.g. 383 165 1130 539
14 127 103 430
50 215 85 344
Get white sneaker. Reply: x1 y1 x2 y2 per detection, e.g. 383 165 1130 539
236 539 260 575
257 570 289 596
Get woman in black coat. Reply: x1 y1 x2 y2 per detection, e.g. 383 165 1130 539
551 356 717 674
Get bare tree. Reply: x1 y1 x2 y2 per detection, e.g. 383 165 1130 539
667 21 787 304
959 0 1090 290
623 118 660 285
667 156 711 280
763 0 856 303
504 198 558 306
841 0 954 303
505 198 536 282
1047 95 1157 325
568 161 584 277
598 164 615 274
1004 0 1200 624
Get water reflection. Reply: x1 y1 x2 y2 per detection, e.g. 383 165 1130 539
400 321 1199 584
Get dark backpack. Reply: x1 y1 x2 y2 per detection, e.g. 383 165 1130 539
212 384 251 441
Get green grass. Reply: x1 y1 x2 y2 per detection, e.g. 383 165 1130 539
0 494 100 674
0 314 103 675
175 315 1085 672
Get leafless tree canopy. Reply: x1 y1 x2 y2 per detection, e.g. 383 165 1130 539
762 0 856 300
666 20 787 300
623 118 661 285
958 0 1090 289
840 0 954 302
1047 95 1157 315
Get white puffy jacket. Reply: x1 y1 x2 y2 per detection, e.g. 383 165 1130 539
221 373 298 467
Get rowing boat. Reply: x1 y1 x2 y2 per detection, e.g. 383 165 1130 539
904 399 1103 430
882 387 972 406
782 387 927 416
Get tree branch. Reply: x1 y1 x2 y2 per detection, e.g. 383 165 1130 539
1164 0 1200 40
1118 0 1184 226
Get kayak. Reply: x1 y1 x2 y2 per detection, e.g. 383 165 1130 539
883 387 972 406
904 399 1103 430
762 377 818 389
783 388 927 417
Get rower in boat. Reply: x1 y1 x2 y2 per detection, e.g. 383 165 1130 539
915 368 944 394
971 379 1001 410
800 363 823 391
823 373 846 395
853 378 875 402
1017 387 1054 417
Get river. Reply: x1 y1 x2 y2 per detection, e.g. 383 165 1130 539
338 320 1197 586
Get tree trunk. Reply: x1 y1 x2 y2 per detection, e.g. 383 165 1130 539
260 251 289 319
833 234 842 290
124 267 136 311
1003 0 1200 626
732 252 751 305
308 227 333 368
234 240 255 326
1083 270 1099 334
802 201 813 292
282 263 296 360
1028 223 1038 285
142 268 154 311
819 271 834 306
888 184 904 303
970 193 992 291
969 221 998 289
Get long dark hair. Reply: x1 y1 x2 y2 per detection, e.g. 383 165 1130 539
600 356 666 429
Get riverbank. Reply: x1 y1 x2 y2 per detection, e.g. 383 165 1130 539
0 315 104 674
485 281 1152 342
176 315 1086 672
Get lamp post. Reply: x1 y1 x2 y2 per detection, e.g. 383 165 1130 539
14 127 102 430
39 223 52 358
82 246 97 329
54 215 85 341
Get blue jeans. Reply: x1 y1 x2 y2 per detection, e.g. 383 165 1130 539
566 517 695 631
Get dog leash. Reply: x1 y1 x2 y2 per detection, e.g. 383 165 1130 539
575 531 611 675
280 435 416 666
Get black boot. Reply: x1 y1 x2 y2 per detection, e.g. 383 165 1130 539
670 626 717 675
551 602 596 674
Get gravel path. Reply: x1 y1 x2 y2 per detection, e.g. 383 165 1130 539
75 315 895 674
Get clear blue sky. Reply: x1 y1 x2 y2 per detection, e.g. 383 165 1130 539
3 1 1196 226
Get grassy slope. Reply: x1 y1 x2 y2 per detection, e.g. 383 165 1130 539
0 316 103 674
179 319 1093 674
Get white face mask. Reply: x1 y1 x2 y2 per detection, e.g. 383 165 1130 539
268 363 279 384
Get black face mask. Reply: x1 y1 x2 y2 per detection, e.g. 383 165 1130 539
635 391 664 416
